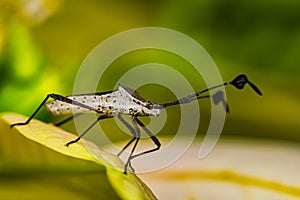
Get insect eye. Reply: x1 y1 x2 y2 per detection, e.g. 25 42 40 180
147 103 153 110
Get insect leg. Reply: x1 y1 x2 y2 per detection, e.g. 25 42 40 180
129 117 161 162
65 114 112 147
117 114 137 157
54 113 83 127
11 93 102 128
117 114 141 174
10 95 51 128
123 116 141 174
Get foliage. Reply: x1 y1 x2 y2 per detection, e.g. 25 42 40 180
0 113 157 200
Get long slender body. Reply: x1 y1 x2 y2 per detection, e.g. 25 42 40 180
10 74 262 174
45 84 162 117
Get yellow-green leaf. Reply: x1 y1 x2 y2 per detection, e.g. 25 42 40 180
0 113 157 200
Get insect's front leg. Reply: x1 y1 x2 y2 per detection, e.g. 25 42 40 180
129 117 161 161
120 116 161 174
124 115 141 174
117 113 137 157
117 114 141 174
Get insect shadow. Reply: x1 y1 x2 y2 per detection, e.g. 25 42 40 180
11 74 262 174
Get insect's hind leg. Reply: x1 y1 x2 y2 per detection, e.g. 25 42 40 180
54 113 83 127
10 94 52 128
11 93 100 128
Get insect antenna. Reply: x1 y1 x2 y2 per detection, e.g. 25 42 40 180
230 74 262 95
162 74 262 109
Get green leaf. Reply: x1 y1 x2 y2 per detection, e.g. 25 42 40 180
0 113 157 200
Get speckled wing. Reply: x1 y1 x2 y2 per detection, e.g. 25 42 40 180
44 94 104 116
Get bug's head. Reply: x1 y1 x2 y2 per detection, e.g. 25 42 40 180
142 102 163 116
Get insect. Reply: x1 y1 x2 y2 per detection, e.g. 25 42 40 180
11 74 262 174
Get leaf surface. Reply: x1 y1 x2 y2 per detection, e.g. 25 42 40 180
0 113 156 200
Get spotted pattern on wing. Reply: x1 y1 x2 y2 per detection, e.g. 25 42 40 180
44 85 162 116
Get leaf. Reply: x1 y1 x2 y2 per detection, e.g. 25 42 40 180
0 113 157 200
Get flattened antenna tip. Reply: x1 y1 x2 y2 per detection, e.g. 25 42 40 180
248 80 263 96
230 74 262 96
230 74 248 90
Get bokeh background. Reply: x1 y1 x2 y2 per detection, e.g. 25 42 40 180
0 0 300 198
1 0 299 141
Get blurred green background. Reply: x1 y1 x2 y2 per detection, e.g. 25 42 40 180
0 0 299 143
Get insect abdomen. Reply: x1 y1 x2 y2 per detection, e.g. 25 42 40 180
45 99 97 116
